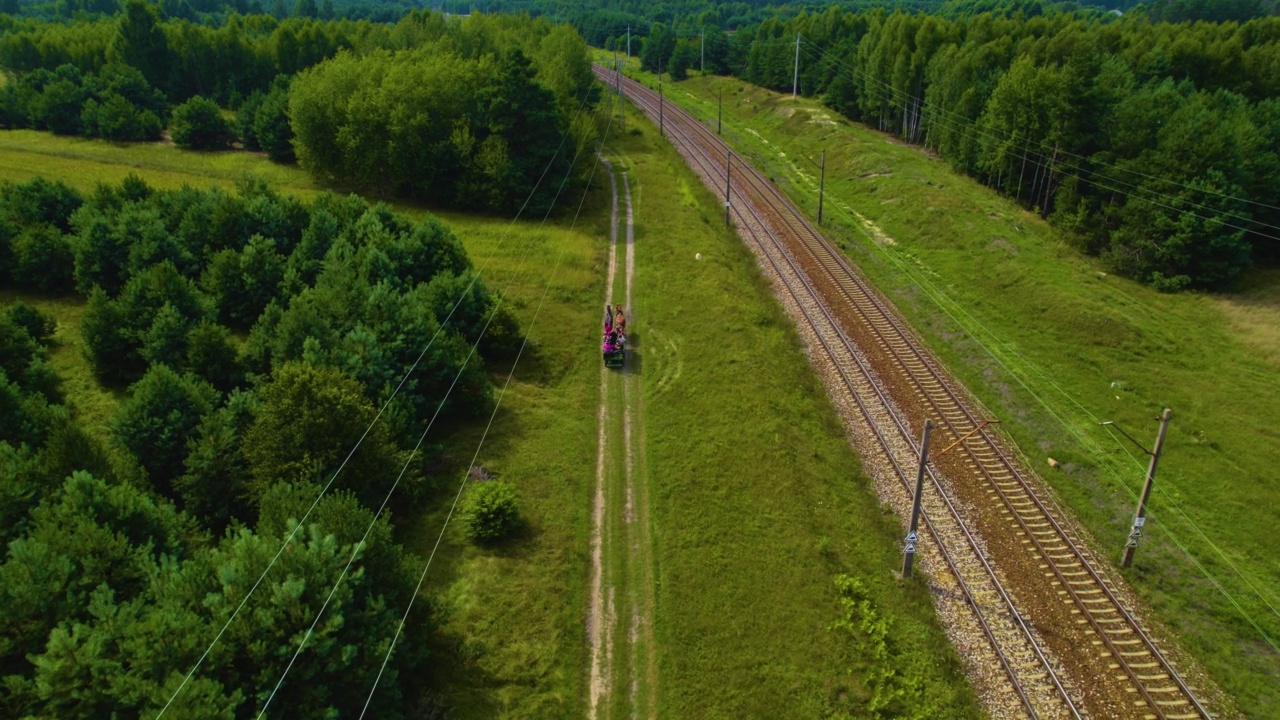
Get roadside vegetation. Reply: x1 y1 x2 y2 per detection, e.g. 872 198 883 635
613 107 983 718
639 66 1280 718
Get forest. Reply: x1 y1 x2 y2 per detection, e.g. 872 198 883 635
0 5 598 714
604 4 1280 290
4 0 421 23
0 6 598 212
3 0 1275 285
0 171 525 717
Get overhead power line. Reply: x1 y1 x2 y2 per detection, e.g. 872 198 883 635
155 79 606 719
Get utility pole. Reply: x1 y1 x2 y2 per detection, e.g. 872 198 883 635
616 55 624 130
1121 408 1173 569
717 87 722 135
792 33 801 99
627 25 630 57
902 419 932 579
817 150 826 226
724 151 732 226
700 29 705 74
659 77 664 138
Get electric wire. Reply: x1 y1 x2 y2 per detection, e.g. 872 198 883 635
154 80 602 719
358 94 619 720
695 38 1280 652
796 41 1280 232
793 32 1280 216
251 96 610 718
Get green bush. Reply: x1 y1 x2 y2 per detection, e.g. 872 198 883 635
6 302 57 344
462 480 520 543
169 96 233 150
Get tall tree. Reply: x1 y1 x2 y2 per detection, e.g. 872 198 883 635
108 0 170 93
112 364 218 495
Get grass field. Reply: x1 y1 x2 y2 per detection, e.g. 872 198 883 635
611 110 982 717
0 117 985 717
0 129 322 196
625 67 1280 717
0 128 603 716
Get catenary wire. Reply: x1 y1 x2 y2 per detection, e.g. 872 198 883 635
154 78 602 719
357 96 619 720
251 95 611 718
687 42 1280 649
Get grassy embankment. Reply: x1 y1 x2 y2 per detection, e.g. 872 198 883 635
627 67 1280 717
608 109 982 717
1 110 986 717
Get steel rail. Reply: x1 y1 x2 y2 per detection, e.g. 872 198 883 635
601 66 1072 720
600 65 1212 720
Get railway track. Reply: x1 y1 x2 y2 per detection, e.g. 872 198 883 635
596 65 1213 720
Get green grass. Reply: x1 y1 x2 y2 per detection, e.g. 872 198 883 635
613 107 982 717
398 204 602 717
1 123 983 717
0 291 123 444
0 128 601 715
0 129 322 196
637 69 1280 718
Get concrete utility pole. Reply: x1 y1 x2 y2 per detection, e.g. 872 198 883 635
700 30 705 73
1120 408 1173 569
717 87 722 135
627 25 630 57
616 56 624 130
792 33 801 99
902 419 933 579
659 77 664 138
724 151 732 226
817 150 826 225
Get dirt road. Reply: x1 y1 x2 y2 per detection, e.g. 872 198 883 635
588 159 656 720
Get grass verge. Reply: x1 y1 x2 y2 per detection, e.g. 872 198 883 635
636 68 1280 718
402 206 602 717
613 105 983 717
0 290 122 444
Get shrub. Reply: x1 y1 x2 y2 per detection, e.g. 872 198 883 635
10 225 74 294
462 480 520 543
6 302 57 344
169 96 234 150
81 93 164 141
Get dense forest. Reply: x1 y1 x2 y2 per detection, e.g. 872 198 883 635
0 6 598 211
0 172 522 717
4 0 422 23
469 0 1278 50
0 5 597 713
598 4 1280 290
3 0 1276 284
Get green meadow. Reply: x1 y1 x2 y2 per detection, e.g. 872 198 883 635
1 124 983 717
627 66 1280 717
613 113 981 717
